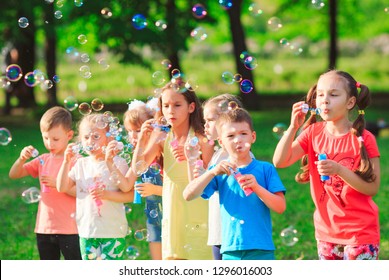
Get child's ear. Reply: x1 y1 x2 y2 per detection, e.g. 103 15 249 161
347 96 356 110
68 130 74 140
251 131 256 143
189 102 195 113
217 136 223 146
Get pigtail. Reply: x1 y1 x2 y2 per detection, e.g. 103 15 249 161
295 84 318 184
351 83 376 182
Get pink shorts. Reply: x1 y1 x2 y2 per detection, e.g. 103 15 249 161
317 240 379 260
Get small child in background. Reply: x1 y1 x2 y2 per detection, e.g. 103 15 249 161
57 113 131 260
123 98 164 260
197 93 244 260
9 106 81 260
184 108 286 260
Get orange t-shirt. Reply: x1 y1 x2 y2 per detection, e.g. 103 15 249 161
297 122 380 245
24 154 78 234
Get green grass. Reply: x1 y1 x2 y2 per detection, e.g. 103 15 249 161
1 108 388 260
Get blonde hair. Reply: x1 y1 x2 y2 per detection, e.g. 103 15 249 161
203 93 243 116
40 106 72 132
123 103 154 128
77 113 110 141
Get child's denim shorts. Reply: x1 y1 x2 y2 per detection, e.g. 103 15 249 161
145 195 162 242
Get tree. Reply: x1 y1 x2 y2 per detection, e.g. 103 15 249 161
225 0 259 110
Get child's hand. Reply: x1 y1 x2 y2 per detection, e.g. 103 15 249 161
134 182 157 197
171 144 186 162
41 174 56 189
291 101 307 129
20 145 36 161
212 160 236 176
237 174 258 192
315 158 340 177
105 140 119 162
64 143 77 163
193 160 206 178
89 184 106 200
139 119 155 140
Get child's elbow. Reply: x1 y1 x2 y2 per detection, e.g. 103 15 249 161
183 189 193 201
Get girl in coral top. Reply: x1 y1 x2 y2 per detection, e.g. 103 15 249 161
273 70 380 260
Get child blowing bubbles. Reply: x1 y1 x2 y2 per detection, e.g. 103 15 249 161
273 70 381 260
184 108 286 260
132 78 214 260
9 106 81 260
123 98 164 260
57 113 132 260
199 93 244 260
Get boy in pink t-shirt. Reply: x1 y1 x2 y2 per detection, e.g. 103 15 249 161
9 106 81 260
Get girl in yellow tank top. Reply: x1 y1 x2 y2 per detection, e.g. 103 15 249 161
131 78 213 259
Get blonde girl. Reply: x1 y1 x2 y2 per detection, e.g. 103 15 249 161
123 98 164 260
273 70 380 260
57 113 132 260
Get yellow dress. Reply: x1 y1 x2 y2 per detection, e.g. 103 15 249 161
161 130 212 260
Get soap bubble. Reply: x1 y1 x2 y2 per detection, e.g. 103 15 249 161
64 96 78 111
101 7 112 19
126 246 140 260
280 226 299 246
24 72 37 87
267 17 282 31
18 17 29 28
132 14 147 30
272 123 287 139
221 71 234 85
21 187 41 203
91 98 104 111
78 102 92 115
0 128 12 146
192 4 207 19
135 160 149 176
6 64 23 82
240 79 253 94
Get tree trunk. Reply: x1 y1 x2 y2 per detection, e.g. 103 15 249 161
328 0 338 70
166 0 181 74
44 3 58 108
13 11 36 109
226 0 259 110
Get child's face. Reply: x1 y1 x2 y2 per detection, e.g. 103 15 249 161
203 107 218 141
218 121 256 159
41 125 73 155
161 89 194 128
79 123 109 156
125 122 141 147
316 72 356 122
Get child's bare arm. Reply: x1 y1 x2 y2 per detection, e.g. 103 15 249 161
98 189 134 203
183 160 234 201
238 174 286 214
57 144 76 193
9 146 35 179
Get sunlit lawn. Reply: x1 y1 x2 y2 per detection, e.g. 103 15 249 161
1 107 388 260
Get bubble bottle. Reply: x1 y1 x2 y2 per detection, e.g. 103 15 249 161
133 179 142 204
318 154 329 181
31 148 45 165
89 178 104 216
230 167 253 196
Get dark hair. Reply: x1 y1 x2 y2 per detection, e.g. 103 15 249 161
216 107 254 133
40 106 72 132
156 78 204 135
296 70 375 183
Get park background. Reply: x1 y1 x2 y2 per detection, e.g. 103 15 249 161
0 0 388 260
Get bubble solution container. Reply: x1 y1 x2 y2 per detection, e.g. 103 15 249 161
318 154 330 181
31 149 39 158
230 168 253 196
133 180 142 204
